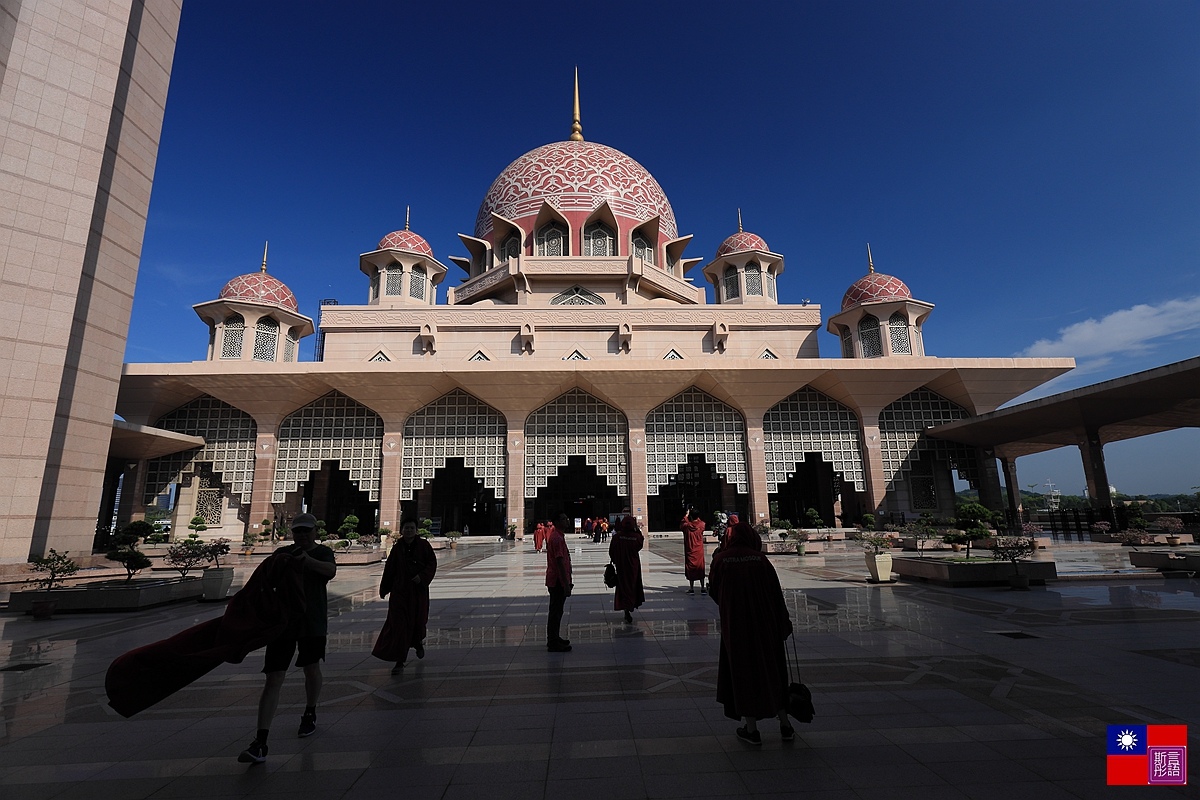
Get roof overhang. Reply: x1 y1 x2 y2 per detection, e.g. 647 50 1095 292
109 420 205 460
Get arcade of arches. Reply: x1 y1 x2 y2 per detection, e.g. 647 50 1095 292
126 384 988 538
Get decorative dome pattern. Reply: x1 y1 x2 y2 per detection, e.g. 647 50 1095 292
377 229 433 257
716 231 769 258
841 272 912 312
475 141 677 241
219 272 298 311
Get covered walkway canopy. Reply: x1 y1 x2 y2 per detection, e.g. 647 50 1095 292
926 356 1200 512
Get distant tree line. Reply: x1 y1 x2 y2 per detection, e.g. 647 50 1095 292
956 489 1200 513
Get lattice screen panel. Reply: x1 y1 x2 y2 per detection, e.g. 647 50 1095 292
273 391 383 502
401 390 506 500
879 388 978 487
763 388 865 492
889 312 912 355
144 395 257 504
646 387 748 495
524 389 628 497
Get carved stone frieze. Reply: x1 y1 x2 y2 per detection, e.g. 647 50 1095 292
454 264 511 302
320 306 821 329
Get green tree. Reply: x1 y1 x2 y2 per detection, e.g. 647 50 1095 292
106 525 152 582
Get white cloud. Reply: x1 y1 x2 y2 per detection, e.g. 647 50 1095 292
1018 295 1200 359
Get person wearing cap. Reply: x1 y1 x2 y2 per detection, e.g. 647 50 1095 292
238 512 337 764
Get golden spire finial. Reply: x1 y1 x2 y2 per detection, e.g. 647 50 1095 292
737 208 743 233
569 67 584 142
260 241 269 273
867 243 875 273
405 206 410 231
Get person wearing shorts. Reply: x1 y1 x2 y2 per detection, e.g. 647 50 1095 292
238 513 336 764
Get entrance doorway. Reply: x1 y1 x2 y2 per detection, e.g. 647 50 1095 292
302 461 377 535
648 454 744 530
526 455 623 530
770 454 837 527
413 457 504 536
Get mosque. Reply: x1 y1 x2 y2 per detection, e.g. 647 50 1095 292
111 81 1073 542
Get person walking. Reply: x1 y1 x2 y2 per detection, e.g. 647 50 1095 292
372 517 437 674
238 513 336 764
533 520 547 553
609 514 645 624
708 521 794 746
545 513 573 652
681 508 707 594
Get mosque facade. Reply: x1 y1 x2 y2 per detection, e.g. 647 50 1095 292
111 92 1074 542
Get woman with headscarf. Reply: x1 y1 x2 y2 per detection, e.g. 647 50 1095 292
708 521 793 745
608 514 645 624
681 508 707 594
373 518 437 675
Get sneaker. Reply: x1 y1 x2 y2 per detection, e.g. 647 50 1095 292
297 712 316 738
736 726 762 746
237 739 268 764
415 643 425 659
780 723 796 742
547 641 572 652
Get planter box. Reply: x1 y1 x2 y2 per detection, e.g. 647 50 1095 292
9 577 204 613
335 549 384 565
975 536 1053 550
1129 550 1200 571
892 556 1057 587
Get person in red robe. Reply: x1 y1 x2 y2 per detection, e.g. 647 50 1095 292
608 514 645 624
533 521 546 552
681 508 707 594
545 514 573 651
372 517 437 674
709 521 794 746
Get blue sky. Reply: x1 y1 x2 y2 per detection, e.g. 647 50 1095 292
128 0 1200 495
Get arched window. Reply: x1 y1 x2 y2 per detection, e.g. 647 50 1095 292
723 266 740 300
765 270 777 300
914 325 924 356
858 315 882 358
745 262 763 296
385 263 403 295
632 234 654 265
889 311 912 355
369 270 380 300
253 317 279 361
284 328 299 362
583 221 616 256
499 233 521 262
536 222 567 256
409 265 427 300
840 328 854 358
221 313 244 359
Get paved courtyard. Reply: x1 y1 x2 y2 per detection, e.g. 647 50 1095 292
1 537 1196 799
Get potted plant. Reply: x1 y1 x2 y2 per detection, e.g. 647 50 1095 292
803 507 824 530
860 513 876 531
201 538 234 600
990 534 1038 590
241 526 257 555
106 524 152 582
26 549 80 619
861 531 895 582
1157 516 1184 546
163 538 210 578
445 530 462 548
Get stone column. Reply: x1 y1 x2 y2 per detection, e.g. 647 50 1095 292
626 414 649 530
506 415 527 538
1078 427 1113 510
1000 456 1023 522
745 423 771 526
377 420 404 535
859 411 889 516
976 448 1004 513
249 431 279 541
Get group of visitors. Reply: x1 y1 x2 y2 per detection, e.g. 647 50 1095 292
583 515 610 541
235 504 794 764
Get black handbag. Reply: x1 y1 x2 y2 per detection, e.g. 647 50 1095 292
603 562 617 588
786 634 815 723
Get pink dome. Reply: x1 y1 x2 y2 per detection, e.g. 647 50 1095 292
474 141 677 241
377 228 433 257
841 272 912 311
219 272 298 311
716 231 769 258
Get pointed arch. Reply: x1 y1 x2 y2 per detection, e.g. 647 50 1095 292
763 388 864 492
524 388 629 497
879 388 978 487
220 313 244 359
858 314 883 357
145 395 257 504
889 311 912 354
401 390 506 500
550 285 605 305
646 387 748 494
273 391 383 502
